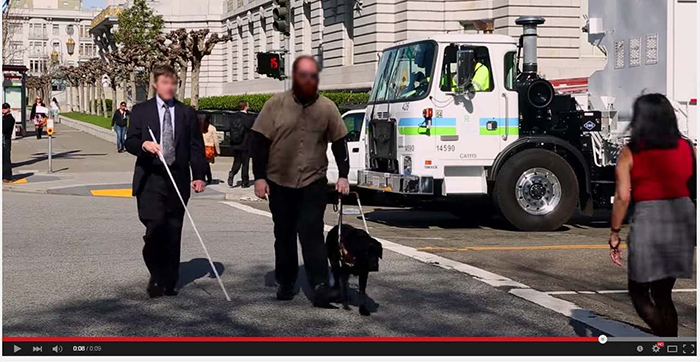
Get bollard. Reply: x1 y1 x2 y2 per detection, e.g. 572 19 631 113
46 118 54 173
48 135 52 173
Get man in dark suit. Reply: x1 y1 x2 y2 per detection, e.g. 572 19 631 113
125 64 208 298
227 101 256 188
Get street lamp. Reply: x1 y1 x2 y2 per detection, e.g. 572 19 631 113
66 37 75 56
50 50 59 64
66 25 76 56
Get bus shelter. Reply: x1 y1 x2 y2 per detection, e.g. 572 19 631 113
2 65 28 137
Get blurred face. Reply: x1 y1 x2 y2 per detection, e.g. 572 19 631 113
2 108 10 115
35 97 41 105
120 103 126 111
153 74 177 101
292 58 319 100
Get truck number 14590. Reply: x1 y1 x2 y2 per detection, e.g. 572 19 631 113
437 145 455 152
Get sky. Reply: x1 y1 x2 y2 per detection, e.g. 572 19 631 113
82 0 105 9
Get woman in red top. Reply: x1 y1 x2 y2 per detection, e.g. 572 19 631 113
610 93 696 337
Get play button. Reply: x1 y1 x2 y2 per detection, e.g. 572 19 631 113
14 345 21 353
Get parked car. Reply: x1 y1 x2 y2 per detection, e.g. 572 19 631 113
327 108 366 186
199 109 257 157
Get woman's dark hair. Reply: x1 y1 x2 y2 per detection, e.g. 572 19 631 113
52 97 58 105
627 93 680 153
197 113 210 133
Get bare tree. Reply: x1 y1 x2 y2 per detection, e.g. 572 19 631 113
103 53 130 114
60 65 82 112
2 0 26 64
186 29 231 109
109 48 139 105
161 29 192 100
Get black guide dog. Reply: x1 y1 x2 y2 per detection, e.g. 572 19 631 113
326 194 383 316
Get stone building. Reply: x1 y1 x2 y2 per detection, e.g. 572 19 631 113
4 0 101 75
91 0 604 99
220 0 605 95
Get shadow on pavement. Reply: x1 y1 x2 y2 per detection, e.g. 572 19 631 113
177 258 226 289
263 267 380 313
12 150 108 168
10 172 34 180
3 261 599 337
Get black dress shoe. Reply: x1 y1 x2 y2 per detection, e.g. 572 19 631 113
164 288 178 296
276 284 295 301
227 172 234 187
147 278 164 298
241 182 251 188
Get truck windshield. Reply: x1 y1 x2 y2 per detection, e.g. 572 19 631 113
369 41 436 103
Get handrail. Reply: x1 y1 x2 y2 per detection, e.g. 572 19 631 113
501 92 509 141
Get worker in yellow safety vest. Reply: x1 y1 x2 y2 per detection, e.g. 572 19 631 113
472 60 491 92
440 52 491 92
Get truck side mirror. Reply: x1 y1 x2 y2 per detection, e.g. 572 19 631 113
457 49 475 93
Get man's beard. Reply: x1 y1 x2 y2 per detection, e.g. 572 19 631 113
292 81 318 102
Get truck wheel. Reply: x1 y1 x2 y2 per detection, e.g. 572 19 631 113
493 149 578 231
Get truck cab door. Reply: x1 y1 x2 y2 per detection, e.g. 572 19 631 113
437 45 501 161
500 50 519 150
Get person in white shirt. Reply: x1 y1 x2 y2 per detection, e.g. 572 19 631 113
50 98 60 124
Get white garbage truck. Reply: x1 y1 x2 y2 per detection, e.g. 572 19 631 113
356 9 696 231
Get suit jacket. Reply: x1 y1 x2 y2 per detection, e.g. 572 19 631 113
231 111 257 151
125 97 207 200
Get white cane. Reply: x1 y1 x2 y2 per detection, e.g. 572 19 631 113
148 127 231 302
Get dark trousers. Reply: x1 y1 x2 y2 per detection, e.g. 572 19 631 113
205 163 213 183
268 177 329 288
230 150 250 184
35 125 43 139
3 134 11 180
137 170 186 290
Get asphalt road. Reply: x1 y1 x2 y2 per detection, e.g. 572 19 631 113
3 192 600 337
279 196 696 336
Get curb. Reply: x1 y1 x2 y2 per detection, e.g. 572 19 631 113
59 115 116 145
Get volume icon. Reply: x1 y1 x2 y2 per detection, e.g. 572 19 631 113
52 345 63 353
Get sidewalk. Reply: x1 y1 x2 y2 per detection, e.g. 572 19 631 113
3 122 260 201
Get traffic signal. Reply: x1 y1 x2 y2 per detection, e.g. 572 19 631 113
273 0 290 36
257 52 284 79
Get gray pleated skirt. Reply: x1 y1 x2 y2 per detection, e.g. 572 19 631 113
628 197 696 283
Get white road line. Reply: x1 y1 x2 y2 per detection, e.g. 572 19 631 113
221 201 650 337
546 289 698 295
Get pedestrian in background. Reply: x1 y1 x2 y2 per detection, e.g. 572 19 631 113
33 105 48 140
50 97 60 124
198 112 220 184
29 97 45 139
227 101 255 188
251 55 350 306
29 96 45 120
111 101 130 153
609 93 696 337
2 103 15 182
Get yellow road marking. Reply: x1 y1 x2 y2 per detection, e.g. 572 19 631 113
90 188 133 198
417 244 627 252
8 178 27 184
